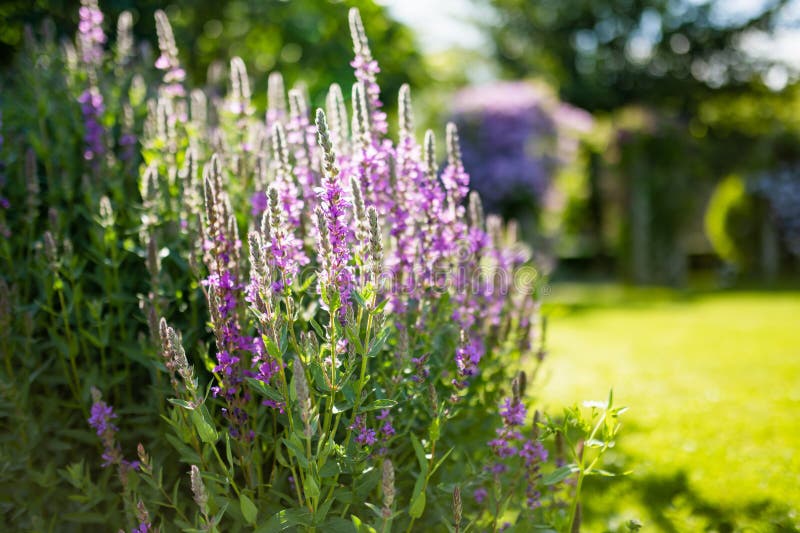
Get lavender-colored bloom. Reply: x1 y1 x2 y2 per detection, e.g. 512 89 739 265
473 488 488 504
88 395 118 438
263 185 309 292
519 439 547 467
349 83 395 221
271 122 305 228
154 10 185 97
251 191 267 217
387 85 422 309
285 90 319 217
349 415 377 446
453 333 484 389
315 109 353 312
349 8 387 137
266 72 287 128
499 397 526 427
488 428 522 458
77 0 106 68
78 86 105 164
88 388 138 470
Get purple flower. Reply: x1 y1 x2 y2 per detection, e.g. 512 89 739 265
349 9 387 137
315 109 354 313
519 439 548 467
88 388 138 471
453 333 484 389
251 191 267 217
349 415 377 447
473 488 488 504
154 11 185 97
77 0 106 68
78 87 105 165
88 396 118 437
499 397 527 427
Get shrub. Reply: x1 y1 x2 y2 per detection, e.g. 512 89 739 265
449 81 593 230
0 2 624 531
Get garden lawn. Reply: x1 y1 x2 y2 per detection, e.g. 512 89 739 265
539 285 800 532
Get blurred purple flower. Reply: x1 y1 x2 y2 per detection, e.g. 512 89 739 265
451 81 592 213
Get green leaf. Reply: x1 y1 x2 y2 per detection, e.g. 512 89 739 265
367 326 392 357
264 336 282 359
542 464 578 486
410 434 429 477
283 436 309 468
351 290 367 310
310 318 325 339
240 493 258 525
315 496 335 524
429 417 440 442
164 434 201 464
361 399 397 413
408 488 426 519
333 398 354 414
319 459 340 478
321 517 357 533
354 467 381 500
351 515 378 533
190 409 219 444
246 377 284 402
256 508 313 532
429 447 454 477
167 398 194 410
305 475 320 501
225 433 234 470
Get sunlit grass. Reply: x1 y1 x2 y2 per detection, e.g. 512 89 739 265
538 284 800 531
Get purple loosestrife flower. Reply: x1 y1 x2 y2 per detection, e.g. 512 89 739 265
88 388 138 471
417 130 449 289
251 190 268 218
315 109 354 313
77 0 106 68
266 72 287 128
263 185 309 292
349 82 395 217
201 155 264 437
119 104 137 163
387 85 423 310
349 8 387 137
286 89 319 217
326 83 350 157
154 10 185 98
271 122 305 229
500 397 527 426
79 86 105 164
350 415 377 447
453 331 484 390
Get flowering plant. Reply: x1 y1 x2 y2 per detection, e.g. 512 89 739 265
0 2 624 531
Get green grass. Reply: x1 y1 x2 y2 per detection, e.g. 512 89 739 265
538 284 800 532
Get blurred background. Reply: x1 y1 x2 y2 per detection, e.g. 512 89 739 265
2 0 799 530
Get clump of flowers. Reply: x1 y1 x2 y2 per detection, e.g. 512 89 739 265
72 5 623 532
